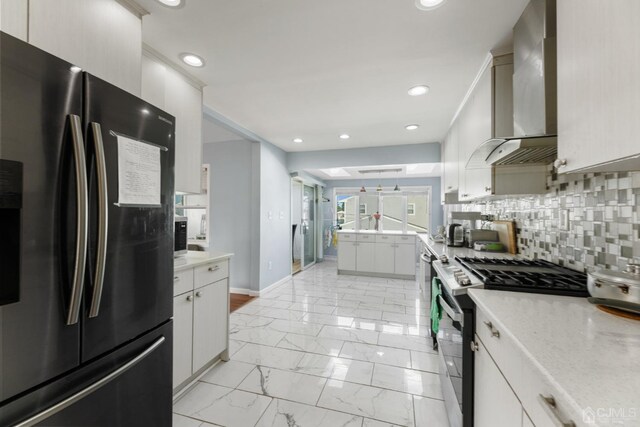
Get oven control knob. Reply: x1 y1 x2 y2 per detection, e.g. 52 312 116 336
459 277 472 286
470 341 479 352
439 255 449 264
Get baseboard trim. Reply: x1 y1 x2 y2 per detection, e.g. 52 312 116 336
323 255 337 261
229 287 252 295
252 274 292 296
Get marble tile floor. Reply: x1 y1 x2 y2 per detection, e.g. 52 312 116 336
173 261 450 427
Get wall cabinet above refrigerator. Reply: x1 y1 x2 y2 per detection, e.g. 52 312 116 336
142 48 205 194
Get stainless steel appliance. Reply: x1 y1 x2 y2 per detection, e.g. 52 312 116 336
588 263 640 314
447 224 464 247
0 32 174 426
175 216 188 256
433 255 589 427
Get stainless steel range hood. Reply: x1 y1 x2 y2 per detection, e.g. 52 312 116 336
469 0 557 168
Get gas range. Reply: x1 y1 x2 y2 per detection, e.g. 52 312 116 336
455 256 589 297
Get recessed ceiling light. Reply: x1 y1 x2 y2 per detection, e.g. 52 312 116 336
415 0 446 11
157 0 183 7
179 53 205 67
405 124 420 131
408 85 429 96
339 134 350 140
293 138 303 143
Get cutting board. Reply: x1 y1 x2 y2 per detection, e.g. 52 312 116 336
492 220 517 254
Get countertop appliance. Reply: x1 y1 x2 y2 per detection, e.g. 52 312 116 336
588 263 640 314
467 229 499 249
0 32 174 426
175 216 188 256
447 224 464 247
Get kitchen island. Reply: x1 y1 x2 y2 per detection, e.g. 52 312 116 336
469 289 640 427
337 230 417 279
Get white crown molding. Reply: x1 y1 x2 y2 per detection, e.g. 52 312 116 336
142 43 207 89
115 0 149 19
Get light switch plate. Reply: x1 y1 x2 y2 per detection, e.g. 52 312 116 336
560 209 569 231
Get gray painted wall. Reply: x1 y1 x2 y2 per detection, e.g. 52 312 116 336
260 141 292 290
320 177 443 257
287 143 441 171
203 140 258 291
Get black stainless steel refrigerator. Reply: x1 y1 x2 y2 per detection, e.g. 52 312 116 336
0 32 174 426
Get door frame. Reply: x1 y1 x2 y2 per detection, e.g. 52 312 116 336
290 178 318 274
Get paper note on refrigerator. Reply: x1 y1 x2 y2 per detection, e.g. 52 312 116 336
116 135 161 206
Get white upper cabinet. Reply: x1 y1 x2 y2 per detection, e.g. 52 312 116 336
142 50 204 194
442 123 459 197
28 0 142 96
0 0 28 41
557 0 640 172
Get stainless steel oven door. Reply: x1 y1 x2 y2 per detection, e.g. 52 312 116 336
419 249 431 295
437 287 464 427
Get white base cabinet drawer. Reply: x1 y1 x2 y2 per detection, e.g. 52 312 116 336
194 260 229 288
173 268 194 296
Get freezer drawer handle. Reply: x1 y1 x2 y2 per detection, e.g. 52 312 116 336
66 114 89 326
14 336 166 427
89 122 109 318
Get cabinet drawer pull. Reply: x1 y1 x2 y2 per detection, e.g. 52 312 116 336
186 295 193 302
483 321 500 338
174 276 180 282
208 265 220 272
538 394 576 427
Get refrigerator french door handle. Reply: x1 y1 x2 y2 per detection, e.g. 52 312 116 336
13 337 166 427
66 114 88 326
88 122 109 318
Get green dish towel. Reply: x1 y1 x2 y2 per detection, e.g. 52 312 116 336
431 277 442 335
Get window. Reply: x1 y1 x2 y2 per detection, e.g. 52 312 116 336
334 187 431 233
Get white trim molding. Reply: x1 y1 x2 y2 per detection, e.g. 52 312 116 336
115 0 149 18
252 274 292 296
229 287 252 295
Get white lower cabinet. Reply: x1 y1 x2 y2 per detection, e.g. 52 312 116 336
193 279 228 372
356 242 375 272
173 258 230 392
337 233 416 278
474 336 523 427
337 241 356 271
173 293 194 387
373 242 395 274
394 243 416 276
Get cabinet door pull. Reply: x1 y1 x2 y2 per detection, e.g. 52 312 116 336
186 295 193 302
195 291 202 298
483 321 500 338
174 276 180 282
538 394 576 427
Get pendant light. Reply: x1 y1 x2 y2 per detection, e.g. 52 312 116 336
376 171 383 192
360 186 366 193
394 170 401 191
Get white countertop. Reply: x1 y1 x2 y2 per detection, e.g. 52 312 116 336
468 289 640 426
416 233 517 259
174 250 234 272
337 229 417 236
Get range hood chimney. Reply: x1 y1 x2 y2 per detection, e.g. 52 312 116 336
469 0 557 168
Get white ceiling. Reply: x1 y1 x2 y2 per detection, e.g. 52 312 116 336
307 163 441 180
138 0 528 152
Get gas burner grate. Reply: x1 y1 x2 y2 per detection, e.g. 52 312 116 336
455 256 589 297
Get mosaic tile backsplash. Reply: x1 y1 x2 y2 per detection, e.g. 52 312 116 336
444 167 640 273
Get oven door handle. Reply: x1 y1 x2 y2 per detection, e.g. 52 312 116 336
420 253 431 263
438 294 463 324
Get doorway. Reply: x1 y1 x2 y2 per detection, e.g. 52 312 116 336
291 179 317 274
